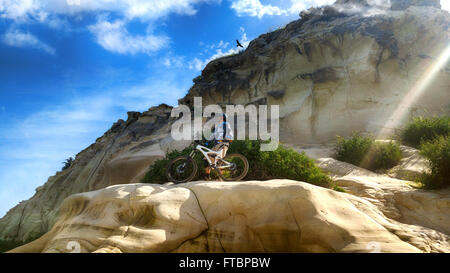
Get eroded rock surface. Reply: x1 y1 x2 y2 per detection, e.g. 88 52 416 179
387 145 430 181
317 158 450 252
9 180 433 253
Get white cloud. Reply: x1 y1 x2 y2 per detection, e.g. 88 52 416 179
231 0 287 18
0 0 219 54
163 58 173 67
210 40 229 50
189 57 205 70
189 27 250 71
289 0 307 14
0 0 217 21
2 28 55 54
88 19 169 55
442 0 450 12
0 0 40 21
367 0 390 8
308 0 336 6
230 0 336 18
162 55 186 68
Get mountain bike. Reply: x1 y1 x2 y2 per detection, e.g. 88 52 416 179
165 140 249 183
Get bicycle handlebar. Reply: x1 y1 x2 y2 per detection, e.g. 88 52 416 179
194 139 210 146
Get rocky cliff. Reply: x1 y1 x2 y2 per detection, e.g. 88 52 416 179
1 0 449 251
180 0 449 143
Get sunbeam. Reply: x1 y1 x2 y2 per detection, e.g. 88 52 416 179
378 44 450 138
359 43 450 170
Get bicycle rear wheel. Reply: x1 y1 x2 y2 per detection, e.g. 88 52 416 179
166 156 198 183
217 154 249 181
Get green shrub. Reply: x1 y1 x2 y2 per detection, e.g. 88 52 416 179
335 133 402 171
368 142 403 171
335 133 373 166
141 140 331 187
401 116 450 148
62 157 74 171
419 136 450 189
140 157 172 184
140 143 206 184
332 185 346 192
250 143 331 187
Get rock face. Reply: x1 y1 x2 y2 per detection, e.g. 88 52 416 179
1 1 449 247
180 3 449 144
8 180 434 253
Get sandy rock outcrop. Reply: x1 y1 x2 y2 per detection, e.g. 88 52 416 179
387 145 430 181
317 157 450 252
9 180 428 253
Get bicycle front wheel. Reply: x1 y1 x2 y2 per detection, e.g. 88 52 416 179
166 156 198 183
217 154 249 181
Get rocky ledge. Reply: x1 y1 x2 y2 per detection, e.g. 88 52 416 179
9 174 449 253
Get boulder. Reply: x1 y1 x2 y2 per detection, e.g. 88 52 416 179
387 145 430 181
317 157 450 252
9 180 424 253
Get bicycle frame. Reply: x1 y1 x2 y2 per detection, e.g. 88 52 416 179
189 144 233 169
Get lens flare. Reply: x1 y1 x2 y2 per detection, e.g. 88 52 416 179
378 44 450 138
360 44 450 170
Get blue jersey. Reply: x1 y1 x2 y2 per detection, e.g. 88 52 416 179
213 121 233 141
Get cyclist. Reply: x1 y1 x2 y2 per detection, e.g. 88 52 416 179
205 113 233 179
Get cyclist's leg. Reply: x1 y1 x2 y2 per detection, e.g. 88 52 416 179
204 158 212 180
214 144 228 182
205 165 210 174
212 142 223 165
212 142 222 151
205 149 217 179
221 143 229 158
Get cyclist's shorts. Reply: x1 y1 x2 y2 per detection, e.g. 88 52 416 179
213 141 230 151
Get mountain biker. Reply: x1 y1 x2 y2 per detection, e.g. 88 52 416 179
205 113 233 179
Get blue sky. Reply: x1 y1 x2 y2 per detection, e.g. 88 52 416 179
0 0 449 217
